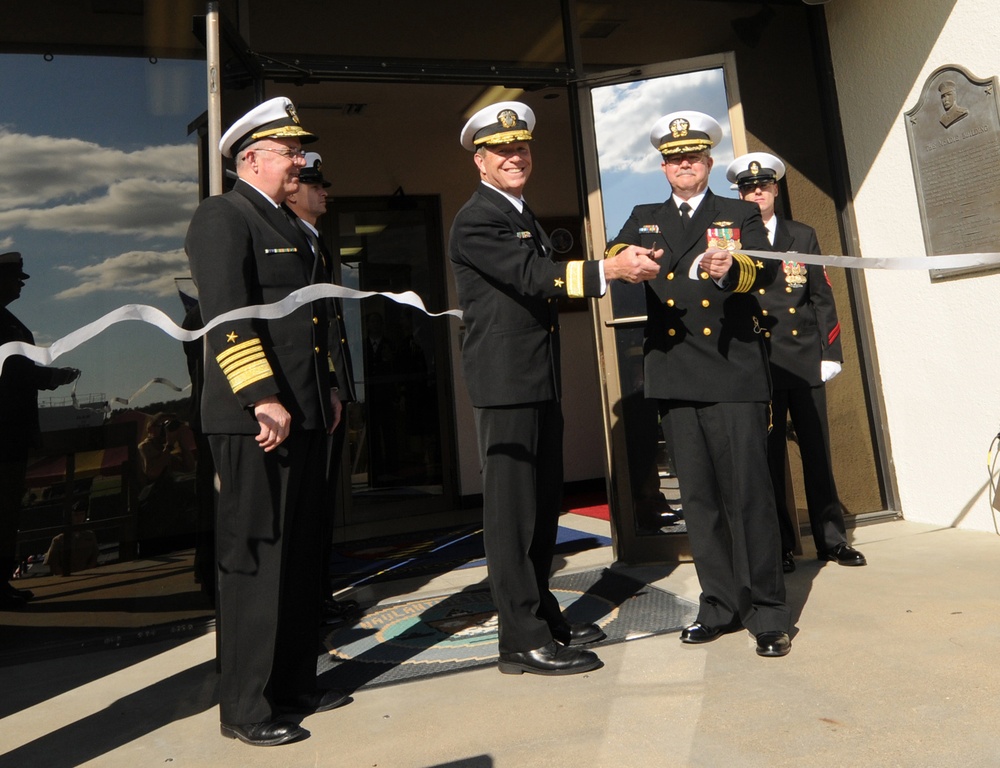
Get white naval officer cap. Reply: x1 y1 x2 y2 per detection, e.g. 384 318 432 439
298 152 331 187
649 111 723 156
219 96 317 158
726 152 786 187
460 101 536 151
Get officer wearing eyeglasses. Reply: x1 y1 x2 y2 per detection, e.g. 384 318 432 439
605 112 792 658
185 97 351 747
727 151 866 575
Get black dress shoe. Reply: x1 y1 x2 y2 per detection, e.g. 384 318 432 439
0 593 27 611
551 621 606 647
278 689 352 714
220 720 307 746
321 597 363 626
498 640 603 676
2 582 33 600
679 621 740 644
782 551 796 574
819 543 867 566
755 631 791 657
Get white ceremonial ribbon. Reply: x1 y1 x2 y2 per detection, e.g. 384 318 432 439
0 283 463 375
738 250 1000 272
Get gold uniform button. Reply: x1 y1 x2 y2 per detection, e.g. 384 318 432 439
703 327 711 336
312 316 319 325
701 299 710 308
666 272 675 280
550 325 555 333
792 329 798 336
765 331 771 338
668 328 676 337
759 288 766 295
700 271 709 280
785 287 793 293
762 309 769 316
789 307 796 314
314 346 321 354
666 299 675 307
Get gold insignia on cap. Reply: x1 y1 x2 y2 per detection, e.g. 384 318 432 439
749 161 760 175
498 109 518 129
287 103 301 125
670 118 690 138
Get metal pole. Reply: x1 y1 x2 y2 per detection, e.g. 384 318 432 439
205 2 223 196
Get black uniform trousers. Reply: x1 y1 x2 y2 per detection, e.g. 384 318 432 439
209 429 327 726
661 400 789 635
768 384 847 555
474 401 564 654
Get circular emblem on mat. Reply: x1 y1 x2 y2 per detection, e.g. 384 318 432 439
324 588 619 665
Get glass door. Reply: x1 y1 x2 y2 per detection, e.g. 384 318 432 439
578 54 748 563
327 195 460 540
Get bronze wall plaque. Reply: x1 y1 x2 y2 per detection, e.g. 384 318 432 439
904 65 1000 279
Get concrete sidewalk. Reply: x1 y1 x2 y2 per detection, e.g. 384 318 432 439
2 517 999 767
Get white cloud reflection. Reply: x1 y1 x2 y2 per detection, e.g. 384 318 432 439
591 68 734 173
0 128 197 296
54 248 189 299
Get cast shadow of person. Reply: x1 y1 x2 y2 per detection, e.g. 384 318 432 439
0 655 218 768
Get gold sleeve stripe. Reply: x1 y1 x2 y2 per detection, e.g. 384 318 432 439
565 261 585 298
605 243 628 259
216 338 273 393
732 253 757 293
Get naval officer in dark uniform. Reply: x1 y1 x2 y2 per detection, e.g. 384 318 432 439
285 151 363 626
606 112 791 657
728 152 866 573
185 97 350 747
449 101 660 675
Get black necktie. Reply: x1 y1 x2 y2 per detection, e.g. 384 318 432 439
678 202 692 231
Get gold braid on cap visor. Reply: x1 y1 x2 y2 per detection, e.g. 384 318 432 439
474 129 533 146
250 125 315 142
658 138 713 155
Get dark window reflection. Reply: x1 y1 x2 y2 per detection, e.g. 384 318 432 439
0 53 212 662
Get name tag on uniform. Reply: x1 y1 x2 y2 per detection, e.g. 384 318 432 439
264 247 298 254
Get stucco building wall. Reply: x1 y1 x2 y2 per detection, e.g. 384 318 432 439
828 0 1000 530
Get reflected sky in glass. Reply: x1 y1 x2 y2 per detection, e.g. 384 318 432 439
590 68 739 241
0 53 203 412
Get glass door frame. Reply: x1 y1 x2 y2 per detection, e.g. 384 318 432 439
576 53 749 564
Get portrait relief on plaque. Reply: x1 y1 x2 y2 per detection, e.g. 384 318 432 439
904 64 1000 279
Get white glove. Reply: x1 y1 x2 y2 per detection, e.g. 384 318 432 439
821 360 842 382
